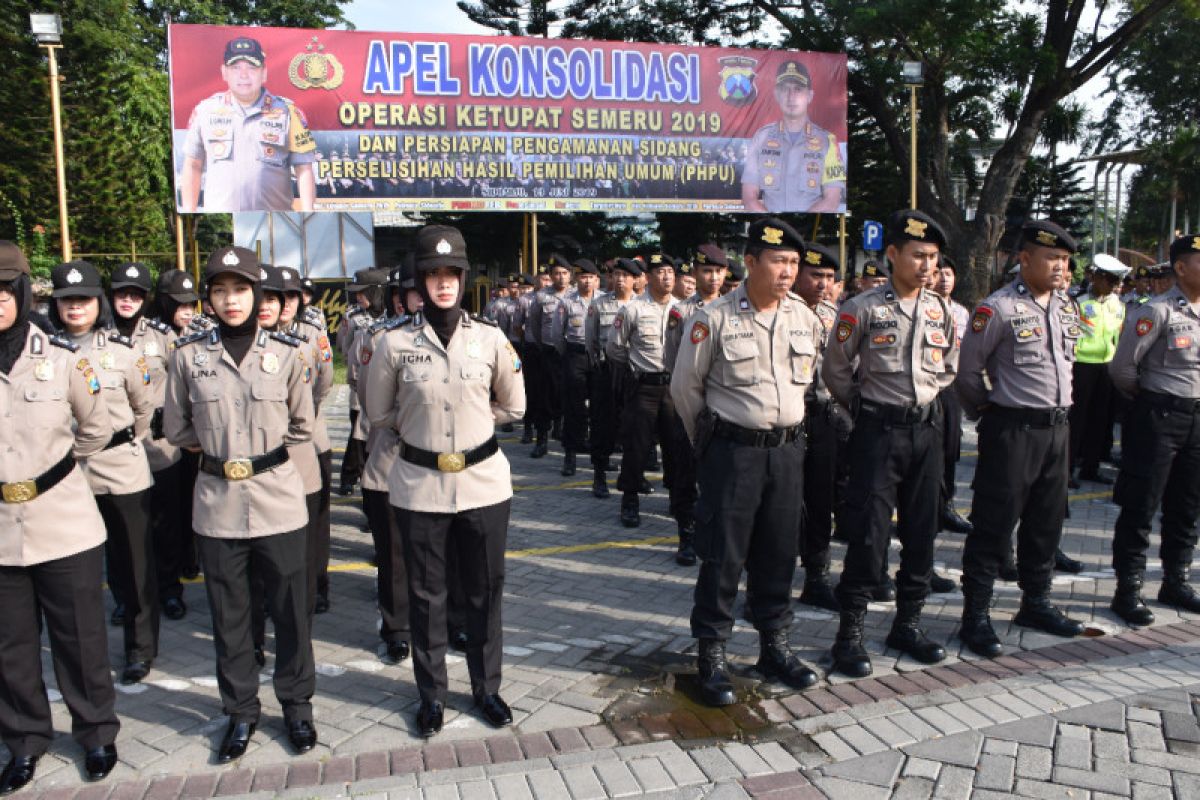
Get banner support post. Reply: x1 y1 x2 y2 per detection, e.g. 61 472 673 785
839 214 847 278
530 213 539 275
175 215 186 271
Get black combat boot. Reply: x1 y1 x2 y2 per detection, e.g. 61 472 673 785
696 639 736 706
885 601 946 664
756 628 818 689
530 431 548 458
831 609 872 677
675 520 697 566
1111 572 1155 626
798 567 840 612
1159 565 1200 613
941 503 973 534
1054 548 1084 573
958 587 1003 657
592 468 610 498
561 450 576 476
521 420 533 444
1013 592 1084 637
619 493 639 528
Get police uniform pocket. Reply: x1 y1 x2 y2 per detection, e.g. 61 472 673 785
101 372 123 391
206 132 233 162
251 381 289 431
188 386 227 430
257 141 286 167
401 365 435 404
1165 331 1199 365
867 331 903 373
23 385 66 428
461 364 490 382
921 328 949 373
789 337 816 384
720 336 758 386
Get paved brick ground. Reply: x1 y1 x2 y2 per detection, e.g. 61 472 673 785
9 385 1200 798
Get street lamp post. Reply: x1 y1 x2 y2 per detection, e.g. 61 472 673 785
30 13 71 261
902 61 924 210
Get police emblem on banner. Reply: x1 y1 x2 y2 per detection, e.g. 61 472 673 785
717 56 758 106
289 36 345 90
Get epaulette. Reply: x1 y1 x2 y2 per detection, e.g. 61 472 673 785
298 315 324 332
174 330 209 349
144 318 172 335
471 314 498 327
48 334 78 352
303 306 323 322
270 331 303 348
346 306 366 319
109 332 137 349
189 315 214 331
370 314 407 335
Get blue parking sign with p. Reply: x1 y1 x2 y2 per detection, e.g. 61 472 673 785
863 220 883 252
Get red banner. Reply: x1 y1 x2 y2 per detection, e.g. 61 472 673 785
169 24 848 214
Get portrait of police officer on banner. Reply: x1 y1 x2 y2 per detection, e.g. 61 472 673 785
741 60 846 213
178 37 317 213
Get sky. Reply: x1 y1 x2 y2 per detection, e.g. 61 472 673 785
343 1 494 35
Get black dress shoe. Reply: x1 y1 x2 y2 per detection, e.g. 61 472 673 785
871 578 897 603
561 451 577 476
287 720 318 754
0 756 38 795
217 720 255 763
639 478 654 494
181 565 200 581
110 604 126 627
450 630 468 652
620 495 640 528
416 701 444 738
337 483 354 496
1013 595 1084 637
384 640 410 664
314 594 330 614
520 428 534 444
84 744 117 781
592 472 610 498
121 660 152 685
253 647 266 667
929 572 959 594
162 597 186 620
475 693 513 727
1054 549 1084 573
940 504 974 534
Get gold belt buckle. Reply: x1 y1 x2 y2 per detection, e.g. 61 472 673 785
2 480 38 504
223 459 254 481
436 452 466 473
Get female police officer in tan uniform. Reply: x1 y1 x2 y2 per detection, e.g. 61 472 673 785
0 242 120 792
365 225 525 737
164 246 317 763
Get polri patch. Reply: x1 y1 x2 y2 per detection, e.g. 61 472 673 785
971 305 993 333
1136 317 1154 337
690 321 709 344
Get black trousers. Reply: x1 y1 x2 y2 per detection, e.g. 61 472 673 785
340 409 366 488
616 380 697 524
179 451 200 576
940 388 964 504
562 347 600 454
1069 361 1113 475
590 361 617 467
534 345 563 434
801 401 839 572
151 460 189 602
364 488 410 644
396 501 509 704
691 435 805 640
197 529 315 725
1113 398 1200 575
962 409 1068 596
521 342 542 428
315 449 333 597
0 546 118 757
836 407 943 611
99 490 159 663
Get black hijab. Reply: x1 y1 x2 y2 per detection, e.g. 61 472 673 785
0 275 33 375
216 283 263 366
111 288 148 338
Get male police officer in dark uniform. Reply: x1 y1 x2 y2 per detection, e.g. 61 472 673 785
955 221 1086 656
823 210 958 677
559 259 601 476
1108 234 1200 625
672 218 822 705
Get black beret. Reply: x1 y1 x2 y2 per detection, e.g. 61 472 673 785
801 242 840 273
519 274 534 286
861 259 887 279
725 261 747 281
747 217 804 252
1170 234 1200 265
414 225 469 271
613 257 643 277
939 253 957 273
547 253 573 272
645 252 676 272
573 258 598 276
1020 220 1077 254
204 246 260 284
505 273 521 284
111 262 153 293
694 243 729 268
886 210 946 249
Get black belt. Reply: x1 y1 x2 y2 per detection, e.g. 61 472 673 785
713 418 804 448
1 453 76 504
199 446 289 481
636 371 671 385
1140 390 1200 414
986 404 1070 427
565 342 588 354
104 426 136 450
401 436 498 473
859 400 936 425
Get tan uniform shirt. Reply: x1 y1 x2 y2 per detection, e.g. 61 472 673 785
671 284 822 442
1109 285 1200 399
822 281 958 409
273 327 325 496
0 327 110 566
585 292 632 365
612 293 677 374
133 317 181 472
805 299 837 404
164 327 314 538
955 277 1079 417
339 308 375 413
357 315 408 493
293 317 335 453
364 314 526 513
74 329 155 496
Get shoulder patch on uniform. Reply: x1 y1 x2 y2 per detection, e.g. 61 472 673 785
689 320 709 344
145 318 172 335
1136 317 1154 337
109 332 136 349
971 305 994 333
173 330 209 349
471 313 499 327
270 331 303 348
835 311 856 343
48 334 79 352
505 340 522 373
668 307 682 329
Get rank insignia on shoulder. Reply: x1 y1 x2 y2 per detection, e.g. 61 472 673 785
471 314 498 327
173 330 209 349
270 331 303 348
109 332 136 349
48 335 79 352
145 318 172 335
